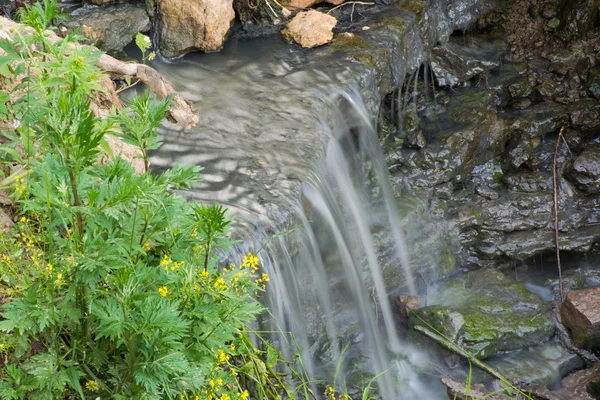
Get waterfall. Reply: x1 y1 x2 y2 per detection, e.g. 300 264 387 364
256 89 437 399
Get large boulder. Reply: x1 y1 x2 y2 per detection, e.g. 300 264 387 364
281 10 337 49
558 0 600 40
409 269 555 359
158 0 234 59
561 288 600 350
60 5 151 54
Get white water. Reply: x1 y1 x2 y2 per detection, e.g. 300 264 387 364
256 90 439 399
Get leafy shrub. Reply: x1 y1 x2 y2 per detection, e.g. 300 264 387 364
0 6 270 399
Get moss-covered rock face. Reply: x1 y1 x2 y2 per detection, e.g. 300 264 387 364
409 269 555 359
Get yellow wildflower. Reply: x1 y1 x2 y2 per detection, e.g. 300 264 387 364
215 349 231 364
220 394 231 400
213 278 227 291
201 270 209 278
85 380 99 392
241 252 259 271
158 286 169 297
238 390 249 400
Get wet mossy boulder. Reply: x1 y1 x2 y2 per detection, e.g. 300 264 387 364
409 269 555 359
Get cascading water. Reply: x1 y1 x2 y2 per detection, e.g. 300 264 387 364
256 90 440 399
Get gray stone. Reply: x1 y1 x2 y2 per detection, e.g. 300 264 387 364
568 144 600 194
61 5 151 54
430 35 504 88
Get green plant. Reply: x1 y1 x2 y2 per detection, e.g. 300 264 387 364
0 4 276 398
116 91 170 172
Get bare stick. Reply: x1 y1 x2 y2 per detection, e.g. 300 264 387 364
553 127 565 302
327 1 374 14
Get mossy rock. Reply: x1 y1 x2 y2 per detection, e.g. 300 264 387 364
409 269 555 359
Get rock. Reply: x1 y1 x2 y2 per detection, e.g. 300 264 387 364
505 102 568 139
158 0 234 59
508 75 536 98
60 5 151 54
281 10 337 49
409 269 555 359
475 185 498 200
430 35 504 87
559 0 599 40
547 364 600 400
0 207 12 234
395 294 421 317
567 145 600 194
561 288 600 350
404 130 426 148
588 68 600 99
103 135 145 175
487 339 584 386
441 378 511 400
503 172 548 192
569 100 600 135
511 97 532 109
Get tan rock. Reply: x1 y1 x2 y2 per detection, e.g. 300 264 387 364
561 288 600 349
0 208 13 234
103 135 145 175
394 294 421 317
159 0 235 59
281 10 337 48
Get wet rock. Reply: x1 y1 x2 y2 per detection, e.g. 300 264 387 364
405 130 426 148
508 75 536 98
475 185 498 200
561 288 600 350
442 377 511 400
537 74 566 100
567 144 600 194
158 0 234 59
430 35 504 88
558 0 599 40
281 10 336 48
503 172 549 192
410 269 555 359
479 225 600 260
569 100 600 134
505 102 568 139
60 5 150 54
395 294 421 317
486 340 584 386
502 135 540 171
511 97 532 110
588 67 600 99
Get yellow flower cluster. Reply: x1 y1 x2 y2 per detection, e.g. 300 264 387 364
14 175 26 195
209 378 223 390
215 349 231 364
241 252 259 272
161 255 184 271
238 390 249 400
256 273 270 289
158 286 169 297
213 277 227 291
85 380 99 392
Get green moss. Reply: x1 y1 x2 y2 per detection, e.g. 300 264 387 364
374 17 409 34
395 0 425 18
331 33 372 50
347 53 376 68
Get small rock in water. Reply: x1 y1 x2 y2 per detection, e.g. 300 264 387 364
395 294 421 317
511 97 532 109
404 130 426 148
561 288 600 350
281 10 337 49
475 185 499 200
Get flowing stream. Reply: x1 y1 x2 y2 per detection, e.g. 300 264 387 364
147 2 493 396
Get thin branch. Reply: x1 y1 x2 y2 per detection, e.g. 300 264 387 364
553 127 566 302
327 1 375 14
115 79 141 94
